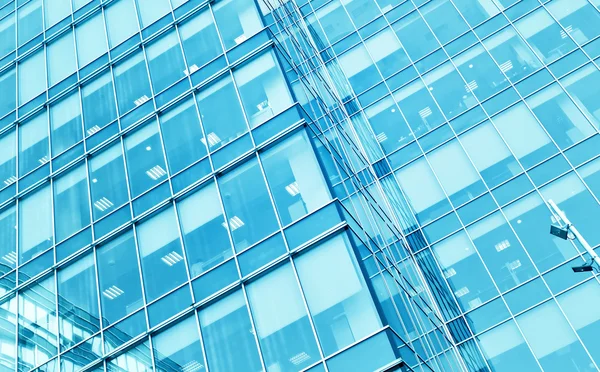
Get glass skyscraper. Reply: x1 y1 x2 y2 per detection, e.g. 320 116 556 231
1 0 600 371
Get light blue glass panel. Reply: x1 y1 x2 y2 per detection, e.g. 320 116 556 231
53 165 90 243
343 0 379 28
177 182 232 277
96 231 144 325
199 290 262 372
107 340 153 371
261 131 331 226
392 11 441 60
421 0 469 44
178 9 222 69
477 320 541 372
50 91 83 155
18 50 46 105
152 315 206 371
467 212 537 292
0 130 16 187
234 52 293 128
19 110 48 176
295 234 382 355
105 0 140 48
75 12 108 68
483 26 542 83
135 0 171 28
73 0 93 11
0 68 16 117
337 44 381 94
450 0 499 27
365 97 413 154
47 31 77 87
17 0 42 47
113 51 152 114
137 207 187 302
89 143 129 221
579 157 600 199
0 205 16 274
546 0 600 45
18 186 52 263
218 157 279 251
312 0 353 45
454 44 510 101
145 31 186 94
247 263 321 371
526 83 595 149
0 296 17 370
392 80 445 139
159 98 207 174
212 0 263 49
195 76 248 151
43 0 70 29
423 62 477 119
432 231 498 311
57 254 100 350
0 14 15 58
18 276 58 371
558 280 600 365
124 120 168 197
364 28 411 78
560 64 600 129
81 72 117 134
516 300 595 371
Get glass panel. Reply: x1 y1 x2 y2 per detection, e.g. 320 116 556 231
364 28 410 79
18 276 58 371
53 165 90 242
159 98 207 174
526 83 595 149
19 185 52 263
516 300 594 371
17 0 42 47
337 44 381 94
198 290 262 372
57 254 100 350
47 31 76 87
311 1 352 45
560 64 600 129
177 182 233 277
421 0 469 44
105 0 139 48
0 130 16 187
0 205 16 274
195 76 248 151
247 263 320 371
89 143 129 221
218 157 279 251
212 0 262 49
113 51 152 114
234 52 293 128
50 91 83 156
19 111 49 176
0 14 15 58
546 0 600 45
137 207 187 302
107 340 153 372
43 0 69 29
459 121 522 188
152 316 206 372
76 12 108 67
392 80 445 138
451 0 498 26
18 50 46 105
432 231 498 311
178 9 223 70
0 296 17 370
0 67 16 117
145 31 186 94
491 103 558 169
453 44 510 101
392 11 441 61
295 234 382 355
96 231 144 325
365 96 413 154
124 120 168 197
467 211 537 292
135 0 170 28
82 72 118 135
422 62 477 119
261 131 331 226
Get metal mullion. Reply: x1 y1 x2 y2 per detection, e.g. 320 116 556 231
240 283 268 372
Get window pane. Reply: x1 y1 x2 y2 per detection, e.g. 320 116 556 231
53 165 90 242
392 11 440 60
295 234 382 355
423 62 477 119
146 31 186 93
159 98 207 174
105 0 139 48
546 0 600 45
0 14 15 58
124 120 168 197
19 111 49 176
195 76 248 150
392 80 445 138
261 131 331 226
76 12 108 67
212 0 262 49
113 51 152 114
453 44 510 101
57 254 100 350
19 186 52 263
47 31 76 87
364 28 410 79
50 91 83 155
199 290 262 372
44 0 70 28
365 96 413 154
234 52 293 128
560 64 600 129
96 231 144 324
152 316 205 371
0 129 16 187
17 0 42 46
137 207 187 302
18 50 46 105
89 143 129 220
0 205 16 273
338 44 381 94
178 10 222 70
218 157 279 251
135 0 171 28
82 72 117 135
311 1 353 45
0 296 17 370
107 340 153 372
0 67 16 117
177 182 232 277
421 0 469 44
247 263 320 371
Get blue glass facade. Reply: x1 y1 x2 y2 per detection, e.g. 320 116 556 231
0 0 600 371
